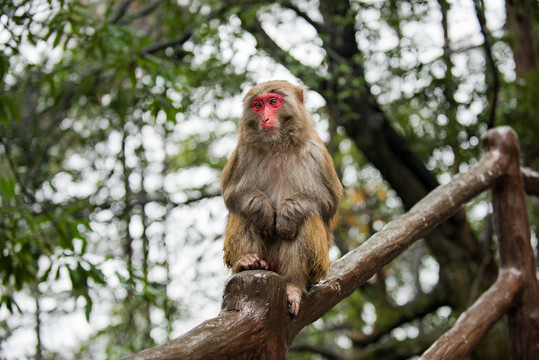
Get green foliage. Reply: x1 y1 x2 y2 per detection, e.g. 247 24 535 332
0 0 246 357
1 0 537 359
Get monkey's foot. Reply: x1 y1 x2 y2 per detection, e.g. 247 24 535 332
233 253 268 273
286 283 302 317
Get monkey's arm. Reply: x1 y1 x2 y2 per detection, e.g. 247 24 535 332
220 147 240 194
319 145 344 219
221 147 275 237
275 196 317 239
275 190 337 239
276 142 342 239
221 147 252 212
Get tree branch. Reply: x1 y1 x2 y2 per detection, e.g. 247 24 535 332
140 33 192 55
238 12 322 86
121 1 161 24
473 0 500 128
289 343 345 360
358 326 450 360
139 5 227 56
279 0 326 34
0 137 37 203
437 0 459 158
109 0 134 24
348 286 447 347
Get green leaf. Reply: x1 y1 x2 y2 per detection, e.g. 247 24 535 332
0 96 21 125
0 54 8 84
1 294 21 313
0 176 16 204
83 293 92 322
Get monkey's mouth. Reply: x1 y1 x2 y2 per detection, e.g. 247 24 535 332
261 126 277 133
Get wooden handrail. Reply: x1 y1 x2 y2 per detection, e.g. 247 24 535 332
123 126 539 360
421 268 524 359
522 166 539 196
423 127 539 359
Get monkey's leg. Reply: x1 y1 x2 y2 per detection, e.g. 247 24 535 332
277 215 330 316
223 213 268 273
284 283 302 316
304 215 332 283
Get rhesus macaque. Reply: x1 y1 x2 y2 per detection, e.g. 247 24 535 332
221 80 342 315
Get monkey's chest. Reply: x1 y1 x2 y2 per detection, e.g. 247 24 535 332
261 173 294 204
249 155 313 203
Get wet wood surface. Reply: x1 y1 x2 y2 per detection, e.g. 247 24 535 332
421 127 539 359
421 269 524 359
522 166 539 196
122 127 539 360
487 128 539 359
123 271 289 360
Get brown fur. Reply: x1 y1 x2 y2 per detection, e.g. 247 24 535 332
221 80 342 315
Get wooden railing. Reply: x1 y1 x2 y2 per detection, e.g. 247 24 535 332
123 126 539 360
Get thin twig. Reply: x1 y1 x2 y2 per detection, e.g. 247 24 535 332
473 0 500 129
280 0 326 34
122 1 161 23
139 4 227 56
109 0 133 24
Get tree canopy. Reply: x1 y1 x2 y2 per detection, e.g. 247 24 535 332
1 0 537 359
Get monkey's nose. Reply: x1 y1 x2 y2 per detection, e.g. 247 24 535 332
264 118 269 123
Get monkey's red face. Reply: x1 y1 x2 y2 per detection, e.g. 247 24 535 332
251 93 284 132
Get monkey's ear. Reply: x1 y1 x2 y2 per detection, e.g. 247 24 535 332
295 86 306 104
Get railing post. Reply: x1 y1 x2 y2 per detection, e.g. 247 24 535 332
121 271 289 360
483 126 539 359
220 271 290 360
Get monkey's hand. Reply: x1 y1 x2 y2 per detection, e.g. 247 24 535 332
276 198 306 240
233 253 269 273
245 192 275 238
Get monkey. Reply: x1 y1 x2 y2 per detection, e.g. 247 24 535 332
221 80 342 316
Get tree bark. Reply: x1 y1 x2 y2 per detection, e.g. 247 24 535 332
504 0 539 78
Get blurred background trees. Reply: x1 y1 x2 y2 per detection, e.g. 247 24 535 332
0 0 537 359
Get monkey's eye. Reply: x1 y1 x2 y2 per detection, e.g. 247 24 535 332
253 102 262 109
269 98 278 105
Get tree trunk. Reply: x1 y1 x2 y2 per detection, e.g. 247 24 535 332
505 0 539 78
